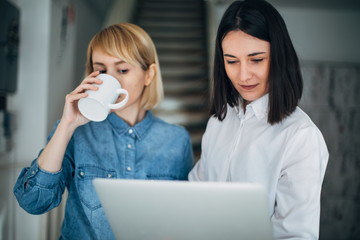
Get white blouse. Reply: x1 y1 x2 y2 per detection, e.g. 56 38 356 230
189 94 329 239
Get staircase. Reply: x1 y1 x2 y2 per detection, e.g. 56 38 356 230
134 0 209 161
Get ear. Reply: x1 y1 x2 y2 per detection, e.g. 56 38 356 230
144 64 156 86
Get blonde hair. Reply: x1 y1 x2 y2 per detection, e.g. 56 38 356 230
86 23 163 110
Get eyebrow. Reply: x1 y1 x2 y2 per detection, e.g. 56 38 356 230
93 61 126 66
224 52 267 58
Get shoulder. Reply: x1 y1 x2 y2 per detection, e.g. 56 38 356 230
280 107 328 151
280 107 319 132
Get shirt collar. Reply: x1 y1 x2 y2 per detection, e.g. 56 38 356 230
106 111 153 140
235 93 269 120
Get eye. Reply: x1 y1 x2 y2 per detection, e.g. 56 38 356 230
118 69 129 74
226 60 238 64
251 58 264 63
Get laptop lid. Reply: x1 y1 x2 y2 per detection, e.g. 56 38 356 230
93 178 273 240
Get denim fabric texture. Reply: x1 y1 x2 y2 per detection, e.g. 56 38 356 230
13 111 194 239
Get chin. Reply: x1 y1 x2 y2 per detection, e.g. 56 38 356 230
241 94 256 102
241 92 267 102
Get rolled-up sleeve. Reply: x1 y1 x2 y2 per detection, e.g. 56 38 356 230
13 160 65 214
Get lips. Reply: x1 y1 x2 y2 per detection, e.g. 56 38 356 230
240 84 259 91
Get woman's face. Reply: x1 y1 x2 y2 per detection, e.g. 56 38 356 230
222 30 270 102
91 49 153 113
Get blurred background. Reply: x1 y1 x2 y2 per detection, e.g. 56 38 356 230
0 0 359 239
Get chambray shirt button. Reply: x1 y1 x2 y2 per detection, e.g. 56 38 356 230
107 173 112 178
127 144 132 149
129 129 133 134
127 167 131 171
79 171 84 177
32 171 35 175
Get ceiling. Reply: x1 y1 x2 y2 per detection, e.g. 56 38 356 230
268 0 360 10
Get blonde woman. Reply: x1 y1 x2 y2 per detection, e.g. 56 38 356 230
14 23 193 239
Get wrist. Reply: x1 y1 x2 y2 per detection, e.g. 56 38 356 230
58 118 78 138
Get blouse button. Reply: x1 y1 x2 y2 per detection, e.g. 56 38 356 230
79 171 84 177
129 129 133 134
107 173 112 178
32 171 35 175
127 144 132 149
127 167 131 171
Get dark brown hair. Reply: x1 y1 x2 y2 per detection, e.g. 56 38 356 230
211 0 303 124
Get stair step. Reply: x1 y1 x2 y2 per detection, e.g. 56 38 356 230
139 11 202 19
162 71 207 80
160 62 208 72
157 47 206 56
138 20 202 28
141 3 202 11
158 53 206 64
153 110 209 128
161 62 207 73
155 43 205 52
154 37 205 45
138 15 202 23
158 94 208 111
159 55 206 64
145 30 206 38
160 63 208 71
189 131 204 145
145 0 201 2
151 35 204 42
139 8 201 16
162 74 208 82
152 33 206 41
142 26 203 34
157 47 205 54
142 5 202 12
163 81 208 94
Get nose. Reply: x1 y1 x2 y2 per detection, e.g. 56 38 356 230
102 70 120 81
238 63 252 82
104 69 116 77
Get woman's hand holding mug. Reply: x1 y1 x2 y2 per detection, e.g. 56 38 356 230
61 72 101 129
78 73 129 122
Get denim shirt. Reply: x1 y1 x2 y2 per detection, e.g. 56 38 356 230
13 111 194 239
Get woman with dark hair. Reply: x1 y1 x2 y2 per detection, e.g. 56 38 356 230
189 0 328 239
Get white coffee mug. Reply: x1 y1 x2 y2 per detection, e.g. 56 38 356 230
78 74 129 122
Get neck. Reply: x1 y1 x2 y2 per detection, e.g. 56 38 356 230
114 105 147 126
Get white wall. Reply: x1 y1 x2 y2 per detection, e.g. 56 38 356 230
277 8 360 63
3 0 52 239
8 0 51 164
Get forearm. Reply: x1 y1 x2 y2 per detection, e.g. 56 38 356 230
37 119 76 172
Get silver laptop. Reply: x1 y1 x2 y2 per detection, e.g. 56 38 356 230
93 178 273 240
